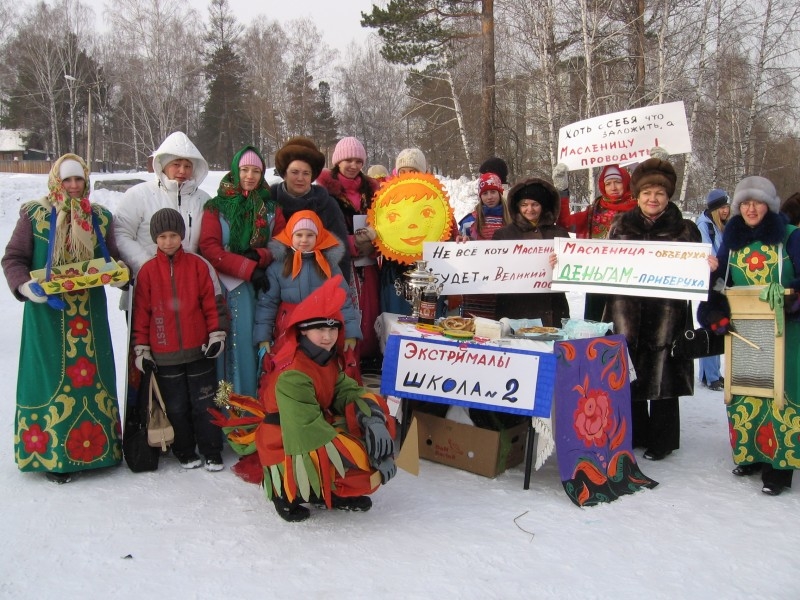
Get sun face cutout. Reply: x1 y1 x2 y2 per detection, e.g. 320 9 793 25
367 172 454 265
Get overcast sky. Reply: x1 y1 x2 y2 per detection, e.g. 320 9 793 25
83 0 379 53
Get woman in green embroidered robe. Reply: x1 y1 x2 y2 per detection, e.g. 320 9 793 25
2 154 127 483
700 175 800 496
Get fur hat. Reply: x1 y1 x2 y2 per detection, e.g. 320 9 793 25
367 164 389 179
59 158 85 181
331 137 367 167
630 158 677 199
731 176 780 216
507 178 560 224
274 137 325 181
150 207 185 242
479 157 509 184
395 148 426 173
705 188 730 212
478 172 503 197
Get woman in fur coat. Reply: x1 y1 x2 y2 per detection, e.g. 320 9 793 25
603 158 704 461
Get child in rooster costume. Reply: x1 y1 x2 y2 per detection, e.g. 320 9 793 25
212 275 397 522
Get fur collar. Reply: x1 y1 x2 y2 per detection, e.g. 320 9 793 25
613 202 687 238
722 211 786 251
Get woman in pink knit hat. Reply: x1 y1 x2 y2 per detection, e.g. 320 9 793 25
315 137 381 368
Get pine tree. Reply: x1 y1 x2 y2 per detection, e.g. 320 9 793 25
284 64 315 138
312 81 338 159
362 0 496 160
199 0 249 168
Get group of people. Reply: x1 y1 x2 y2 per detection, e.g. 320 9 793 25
4 129 797 507
3 132 406 520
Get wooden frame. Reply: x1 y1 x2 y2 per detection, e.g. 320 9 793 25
723 287 786 403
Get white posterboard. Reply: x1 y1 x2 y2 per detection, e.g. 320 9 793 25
422 240 555 294
551 237 712 300
352 214 377 267
557 102 691 170
381 334 556 417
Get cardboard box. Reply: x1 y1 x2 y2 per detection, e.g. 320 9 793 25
414 411 528 478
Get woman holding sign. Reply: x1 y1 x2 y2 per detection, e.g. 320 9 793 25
492 178 570 326
603 158 703 461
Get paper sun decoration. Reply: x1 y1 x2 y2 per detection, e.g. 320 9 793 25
367 173 454 265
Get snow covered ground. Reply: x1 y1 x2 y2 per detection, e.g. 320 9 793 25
0 171 797 600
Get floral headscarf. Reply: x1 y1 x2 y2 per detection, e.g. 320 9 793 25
205 145 275 254
47 153 94 265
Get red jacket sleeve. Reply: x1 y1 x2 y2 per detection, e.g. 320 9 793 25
131 263 153 347
557 189 589 238
199 209 258 281
197 257 228 334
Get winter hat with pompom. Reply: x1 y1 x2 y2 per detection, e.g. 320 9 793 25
479 157 509 184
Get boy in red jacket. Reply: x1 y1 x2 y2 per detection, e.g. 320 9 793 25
132 208 229 471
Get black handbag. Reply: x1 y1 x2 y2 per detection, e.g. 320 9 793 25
670 303 725 359
122 370 160 472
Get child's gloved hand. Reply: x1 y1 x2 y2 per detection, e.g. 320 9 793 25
343 338 357 351
203 331 226 358
134 345 157 373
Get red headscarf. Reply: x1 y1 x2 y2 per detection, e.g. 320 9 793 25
273 210 339 279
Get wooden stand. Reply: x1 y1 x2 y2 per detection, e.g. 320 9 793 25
723 287 787 404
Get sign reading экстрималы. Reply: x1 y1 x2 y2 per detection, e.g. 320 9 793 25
550 237 712 300
381 334 556 417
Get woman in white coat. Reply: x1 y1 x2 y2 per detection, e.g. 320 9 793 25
114 131 211 280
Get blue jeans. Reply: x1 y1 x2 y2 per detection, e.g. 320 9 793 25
698 354 721 385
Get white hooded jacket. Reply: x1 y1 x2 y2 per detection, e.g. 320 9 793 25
114 132 210 276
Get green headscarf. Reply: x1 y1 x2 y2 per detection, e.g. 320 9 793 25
206 145 276 254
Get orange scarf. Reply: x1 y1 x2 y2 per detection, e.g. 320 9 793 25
273 210 339 279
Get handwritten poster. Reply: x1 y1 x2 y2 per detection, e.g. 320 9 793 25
551 237 712 300
422 240 555 294
557 102 691 170
381 335 556 417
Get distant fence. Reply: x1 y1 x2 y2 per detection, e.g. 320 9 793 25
0 160 52 174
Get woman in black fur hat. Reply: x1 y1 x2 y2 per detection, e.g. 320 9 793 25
603 158 705 461
492 178 570 326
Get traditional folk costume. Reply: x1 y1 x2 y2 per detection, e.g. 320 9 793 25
212 276 396 521
700 176 800 494
2 155 123 478
200 146 278 397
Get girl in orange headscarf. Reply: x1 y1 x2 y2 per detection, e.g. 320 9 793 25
253 210 361 359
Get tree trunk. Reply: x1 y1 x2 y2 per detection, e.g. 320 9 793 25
632 0 646 107
480 0 496 160
679 0 713 206
445 69 474 174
